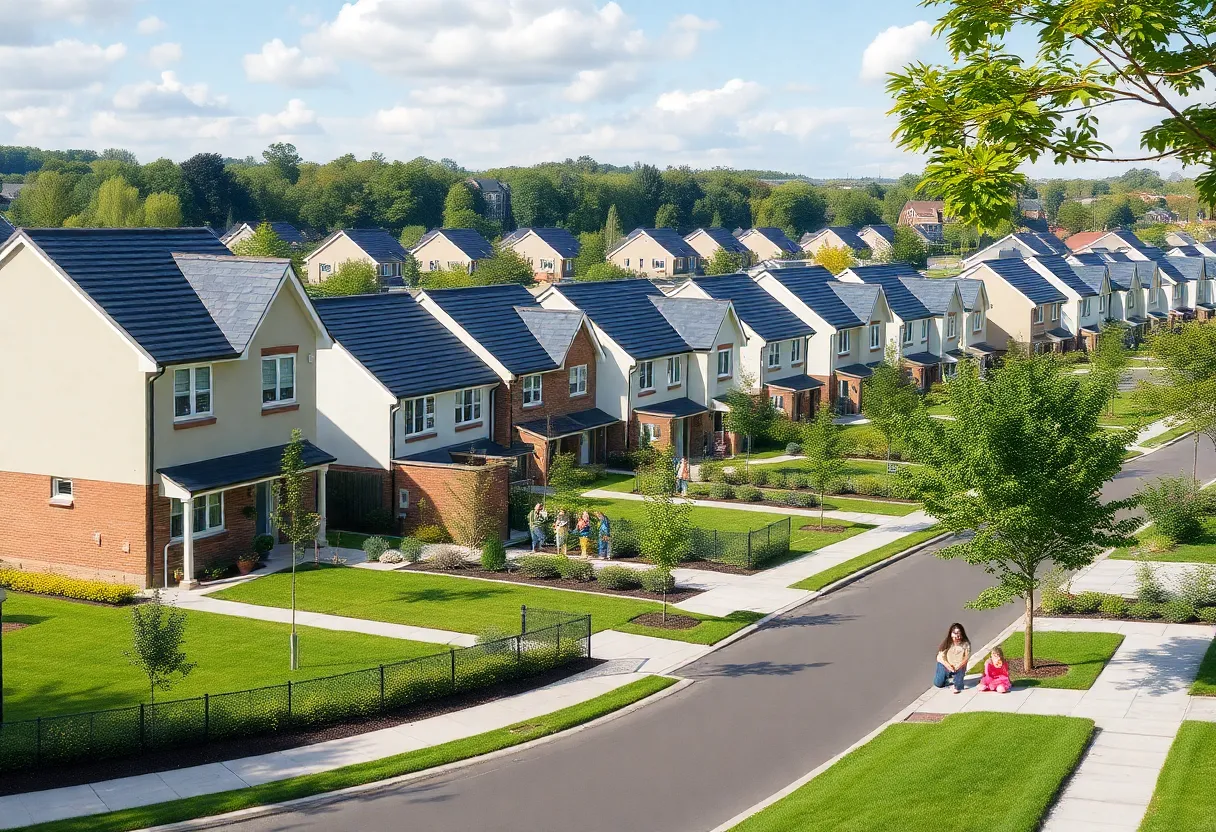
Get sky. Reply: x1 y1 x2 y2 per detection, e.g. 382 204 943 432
0 0 1189 178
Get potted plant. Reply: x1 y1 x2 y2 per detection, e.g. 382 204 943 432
173 567 184 584
237 552 260 575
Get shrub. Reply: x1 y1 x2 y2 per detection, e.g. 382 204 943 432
1135 561 1170 604
781 491 803 507
1072 591 1104 614
428 546 469 570
842 424 891 460
1136 533 1176 554
688 482 712 497
557 557 595 582
1138 475 1206 543
709 483 734 500
1127 601 1161 620
252 534 275 556
1039 571 1073 615
398 538 424 563
785 442 803 456
723 468 745 486
1160 600 1198 624
379 550 405 565
765 473 787 489
1176 564 1216 608
639 568 676 594
596 564 642 590
480 533 507 571
413 524 451 544
361 535 390 563
1099 595 1128 618
788 473 809 490
850 475 891 497
748 468 769 487
1198 606 1216 624
735 485 762 502
518 555 563 579
363 508 395 535
0 569 137 604
699 460 726 483
612 518 640 558
766 414 802 446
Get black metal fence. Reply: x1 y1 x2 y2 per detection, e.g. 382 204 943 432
0 608 591 774
690 516 792 569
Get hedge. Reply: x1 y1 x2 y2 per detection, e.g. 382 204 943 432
0 569 138 605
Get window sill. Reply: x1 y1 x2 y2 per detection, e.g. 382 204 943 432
569 391 587 398
717 374 732 381
174 416 217 430
790 361 803 367
403 431 437 443
667 383 682 390
170 527 228 544
522 402 544 409
48 495 74 508
454 421 483 432
262 402 299 416
638 389 656 397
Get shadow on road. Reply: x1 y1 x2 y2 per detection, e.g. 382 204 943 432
690 660 831 678
761 612 858 630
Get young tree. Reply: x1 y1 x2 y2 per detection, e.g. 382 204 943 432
862 345 922 462
402 252 421 287
1139 322 1216 481
22 170 77 227
311 259 380 297
547 451 584 512
722 372 776 471
579 261 634 281
655 202 680 229
444 464 501 546
1089 322 1130 419
801 406 844 529
812 244 856 275
126 590 195 705
143 192 182 227
575 230 607 276
273 429 321 670
602 204 623 251
476 247 534 285
399 225 427 249
906 353 1138 669
1055 202 1092 234
638 445 692 621
419 264 478 289
231 221 292 258
755 181 828 240
704 247 747 275
888 226 928 267
96 176 143 227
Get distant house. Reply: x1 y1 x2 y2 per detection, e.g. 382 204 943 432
683 227 752 265
1064 231 1107 252
800 227 870 257
221 221 307 249
465 178 512 228
1165 231 1198 248
962 231 1070 269
410 228 496 275
898 200 950 242
0 183 26 211
1145 208 1178 223
1019 198 1046 221
964 258 1071 353
304 228 411 288
500 227 581 282
858 224 895 255
737 227 801 261
607 228 701 278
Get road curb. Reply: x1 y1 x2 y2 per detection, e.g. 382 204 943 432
803 530 952 597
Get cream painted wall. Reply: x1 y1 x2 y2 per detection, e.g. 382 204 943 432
975 266 1034 346
154 283 321 470
413 234 477 273
634 353 695 408
738 232 784 261
392 383 495 459
306 233 377 284
683 230 723 261
506 234 571 279
541 288 631 420
857 228 892 254
751 274 836 377
706 314 745 403
0 243 149 484
607 236 695 278
317 343 394 470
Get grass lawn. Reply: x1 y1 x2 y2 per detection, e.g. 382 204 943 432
1 592 443 722
791 525 946 591
1139 721 1216 832
1111 517 1216 563
19 675 676 832
926 402 952 417
729 713 1093 832
211 564 753 645
326 529 404 550
582 472 637 493
1099 388 1163 428
1190 638 1216 696
969 631 1125 690
1142 424 1194 448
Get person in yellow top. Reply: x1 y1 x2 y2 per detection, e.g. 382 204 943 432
933 622 971 694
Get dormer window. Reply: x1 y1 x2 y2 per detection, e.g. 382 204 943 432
868 323 881 350
717 347 732 378
174 365 212 420
946 314 957 339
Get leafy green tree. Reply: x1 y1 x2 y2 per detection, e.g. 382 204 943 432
704 247 747 275
638 445 692 620
1140 322 1216 480
602 204 623 251
1090 322 1130 419
632 163 664 223
827 188 883 226
574 231 607 276
812 244 856 275
143 192 182 227
262 142 302 184
862 345 922 461
100 147 139 165
95 176 143 227
1040 182 1067 220
274 428 322 670
180 153 244 227
755 181 827 239
906 353 1138 669
311 259 380 297
654 202 680 229
580 261 634 281
1096 198 1136 230
420 265 478 289
1055 202 1092 234
21 170 77 227
888 226 928 267
399 225 427 249
126 590 195 704
801 405 844 528
546 451 583 510
888 0 1216 229
442 182 499 237
402 253 420 287
476 247 534 285
723 372 776 470
231 221 292 258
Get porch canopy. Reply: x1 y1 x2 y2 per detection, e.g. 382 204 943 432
765 373 823 392
963 342 998 356
1044 327 1073 342
516 407 618 440
900 351 940 367
634 397 707 419
834 363 877 379
401 438 533 464
1080 325 1101 335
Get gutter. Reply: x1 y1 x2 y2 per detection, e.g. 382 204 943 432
389 401 401 531
145 366 165 588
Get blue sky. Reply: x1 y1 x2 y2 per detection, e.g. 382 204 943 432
0 0 1175 178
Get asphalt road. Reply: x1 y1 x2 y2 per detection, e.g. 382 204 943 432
232 435 1214 832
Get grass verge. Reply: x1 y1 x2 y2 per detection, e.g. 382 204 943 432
1190 638 1216 696
790 525 945 592
1142 424 1193 448
970 631 1125 690
1111 517 1216 563
729 713 1093 832
14 675 677 832
1139 721 1216 832
615 610 764 645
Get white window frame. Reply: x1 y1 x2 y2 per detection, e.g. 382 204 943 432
837 329 851 355
1051 303 1060 322
921 319 929 340
455 388 483 424
652 258 665 270
1034 306 1045 324
174 364 213 421
1099 294 1108 313
170 493 224 541
972 311 983 333
767 342 781 368
521 374 543 408
790 338 803 364
1081 298 1092 317
1174 283 1185 302
769 394 784 410
261 355 296 407
868 323 881 350
638 361 655 391
568 364 587 397
946 314 957 339
901 324 913 345
717 347 732 378
640 422 660 442
50 477 74 507
539 258 555 272
404 395 435 436
398 488 410 512
667 356 681 386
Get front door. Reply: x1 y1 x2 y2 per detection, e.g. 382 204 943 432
255 481 272 536
579 431 591 464
837 379 851 414
672 418 685 460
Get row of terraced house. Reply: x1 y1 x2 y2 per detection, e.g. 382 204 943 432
0 223 1212 591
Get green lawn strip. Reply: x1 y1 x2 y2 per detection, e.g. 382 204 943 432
1139 721 1216 832
326 530 404 550
729 713 1094 832
615 610 764 645
1111 516 1216 563
1142 424 1194 448
1190 638 1216 696
968 631 1125 690
790 525 945 591
1 593 442 722
925 402 951 417
581 472 637 493
806 494 917 516
14 675 676 832
1098 389 1163 428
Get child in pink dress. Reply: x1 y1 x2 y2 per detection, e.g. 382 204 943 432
977 646 1013 693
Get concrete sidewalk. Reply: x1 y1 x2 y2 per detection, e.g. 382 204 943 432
1068 558 1206 599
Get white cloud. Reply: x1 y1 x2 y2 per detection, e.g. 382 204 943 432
860 21 933 82
147 42 182 68
4 103 87 140
243 38 338 86
563 67 639 102
0 40 126 90
113 71 226 113
0 0 134 45
255 99 322 136
136 15 166 35
375 85 518 135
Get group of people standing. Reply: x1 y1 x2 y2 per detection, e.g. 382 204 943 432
932 623 1012 694
527 504 612 559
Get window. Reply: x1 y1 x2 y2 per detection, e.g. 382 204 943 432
901 324 913 345
921 319 929 340
1081 298 1092 317
790 338 802 364
379 262 401 278
404 396 435 436
837 329 851 355
674 258 684 272
972 311 983 333
1174 283 1185 302
562 259 575 275
638 361 655 391
640 422 660 442
261 356 295 405
1128 292 1137 309
717 347 732 378
770 394 785 410
652 258 666 270
455 388 483 423
868 323 881 350
837 378 849 401
174 365 212 420
521 374 543 407
943 362 958 379
540 258 555 272
428 260 439 271
624 258 630 268
50 477 73 506
767 342 781 368
398 489 410 512
1051 303 1059 321
946 314 957 339
1034 306 1045 324
170 493 223 539
568 365 587 396
667 356 681 386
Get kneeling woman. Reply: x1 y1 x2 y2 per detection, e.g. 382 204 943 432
934 623 971 694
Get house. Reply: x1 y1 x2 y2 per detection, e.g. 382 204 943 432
1077 233 1203 323
837 263 968 389
800 227 870 257
670 273 819 421
1019 198 1046 221
1165 231 1200 248
606 228 701 278
737 227 801 261
410 228 496 276
0 183 25 211
500 227 580 282
0 215 13 242
313 293 511 541
465 178 512 228
221 221 307 249
684 227 752 266
1064 231 1107 252
1070 254 1156 339
954 277 996 363
858 224 895 255
415 283 610 484
538 279 746 459
898 200 950 242
962 231 1070 268
963 258 1070 353
750 265 892 415
304 228 411 288
1145 208 1177 223
0 228 334 589
1023 255 1104 350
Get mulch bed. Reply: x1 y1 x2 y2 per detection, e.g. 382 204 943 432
905 712 946 723
406 563 702 602
630 612 701 630
1009 658 1070 679
0 658 602 796
1 622 28 634
798 523 849 533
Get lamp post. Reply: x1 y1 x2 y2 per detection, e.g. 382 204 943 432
0 586 7 723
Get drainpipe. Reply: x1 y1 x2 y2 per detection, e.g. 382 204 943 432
146 366 165 589
624 361 637 451
389 401 401 532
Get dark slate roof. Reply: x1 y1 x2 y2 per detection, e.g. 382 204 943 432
757 264 835 283
649 296 731 351
1104 261 1151 291
854 274 933 321
554 279 691 359
1108 230 1150 251
902 352 940 367
609 228 699 259
771 271 879 329
1069 252 1108 267
1044 327 1073 340
688 227 749 254
1172 245 1204 257
955 278 983 311
516 408 619 439
341 228 410 262
846 264 958 318
861 224 895 243
1162 254 1205 282
1013 231 1069 256
0 215 13 240
1070 264 1107 295
692 273 815 342
1034 254 1099 298
23 228 281 364
402 438 532 464
981 258 1067 305
1141 247 1188 282
514 307 585 367
159 441 334 494
764 373 823 391
817 227 869 250
750 227 800 253
314 293 499 398
424 283 558 376
172 255 289 354
633 397 708 418
226 221 307 247
503 227 581 258
835 363 876 378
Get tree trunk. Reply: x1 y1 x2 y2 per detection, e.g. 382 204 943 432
1024 591 1035 672
819 489 826 529
1194 433 1200 484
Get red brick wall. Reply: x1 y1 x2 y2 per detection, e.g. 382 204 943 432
393 461 509 541
492 381 512 446
509 327 598 427
0 471 149 586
